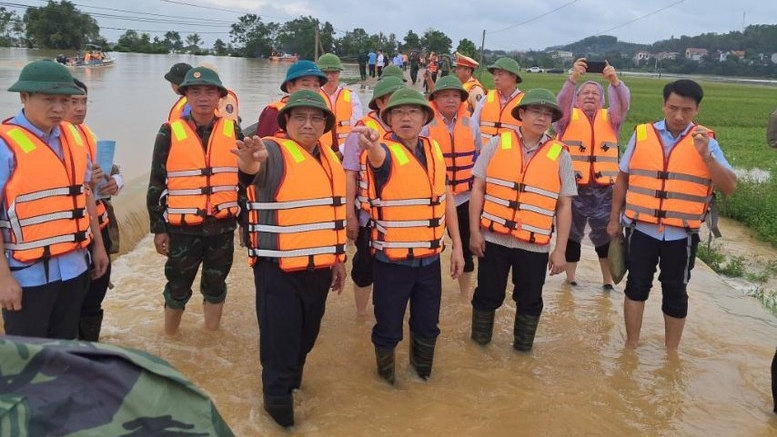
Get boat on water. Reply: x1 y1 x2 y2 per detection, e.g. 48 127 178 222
55 44 115 68
268 52 298 63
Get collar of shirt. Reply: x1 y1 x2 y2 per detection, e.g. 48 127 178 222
499 88 522 104
517 129 551 154
655 119 694 141
12 110 62 141
389 133 424 159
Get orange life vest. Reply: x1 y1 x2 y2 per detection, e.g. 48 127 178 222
478 89 523 146
427 56 439 73
357 112 389 213
624 123 714 231
0 122 92 263
216 89 240 122
462 77 485 112
77 123 109 229
367 136 447 260
427 102 476 194
246 137 346 271
319 87 354 152
481 131 564 245
559 108 619 186
168 96 188 122
164 118 239 226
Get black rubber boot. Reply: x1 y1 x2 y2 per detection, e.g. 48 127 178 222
513 315 540 352
78 311 104 342
409 333 436 380
375 347 395 385
470 309 495 345
263 394 294 428
771 348 777 414
291 366 303 390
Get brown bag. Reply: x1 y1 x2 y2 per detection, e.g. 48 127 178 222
104 199 120 254
608 233 627 284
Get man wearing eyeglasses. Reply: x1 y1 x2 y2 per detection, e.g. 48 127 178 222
469 88 576 352
233 90 347 428
352 88 464 386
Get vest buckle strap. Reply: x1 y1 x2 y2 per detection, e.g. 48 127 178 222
655 210 667 219
654 190 668 199
74 230 89 242
428 217 441 228
72 208 86 219
503 219 518 230
334 219 346 231
657 171 669 180
332 196 345 206
493 121 502 128
429 239 441 249
68 184 84 196
512 182 524 192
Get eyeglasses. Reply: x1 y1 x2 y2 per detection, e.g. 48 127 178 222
525 107 555 118
290 113 327 125
390 107 425 118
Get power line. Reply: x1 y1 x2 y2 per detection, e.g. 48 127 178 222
157 0 293 20
596 0 686 35
488 0 580 35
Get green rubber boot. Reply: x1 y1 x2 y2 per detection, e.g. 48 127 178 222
375 347 395 385
470 309 495 345
513 315 541 352
409 333 436 380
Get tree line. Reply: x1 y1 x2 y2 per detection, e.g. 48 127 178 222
2 1 776 78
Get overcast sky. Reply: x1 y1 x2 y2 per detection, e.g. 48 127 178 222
7 0 776 51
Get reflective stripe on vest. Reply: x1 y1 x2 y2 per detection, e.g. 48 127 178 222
168 96 188 122
366 137 447 260
624 124 713 230
480 131 563 245
356 113 389 212
164 118 239 225
247 137 346 272
559 108 619 186
478 90 523 146
0 122 92 262
427 102 476 194
78 123 110 229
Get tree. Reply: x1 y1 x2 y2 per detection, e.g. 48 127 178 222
421 28 452 54
0 7 20 46
163 31 183 53
113 29 167 54
229 13 276 58
456 39 477 57
185 33 201 53
276 16 335 60
213 38 228 56
338 28 371 58
23 0 100 49
403 30 420 50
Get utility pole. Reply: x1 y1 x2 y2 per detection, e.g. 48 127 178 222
479 29 486 67
314 25 320 60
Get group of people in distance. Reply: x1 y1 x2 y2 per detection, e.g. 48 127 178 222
0 52 739 430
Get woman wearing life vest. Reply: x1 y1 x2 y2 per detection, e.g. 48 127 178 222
342 76 405 318
0 60 109 339
555 58 630 291
469 88 576 352
234 90 347 429
147 67 242 337
606 79 737 351
353 88 464 385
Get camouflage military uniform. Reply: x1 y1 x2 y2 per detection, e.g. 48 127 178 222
147 116 243 309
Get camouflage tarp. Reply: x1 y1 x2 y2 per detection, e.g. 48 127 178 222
0 336 235 437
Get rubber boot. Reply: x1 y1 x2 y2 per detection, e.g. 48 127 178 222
164 306 184 336
771 348 777 413
203 301 224 331
263 394 294 428
409 333 436 380
513 314 541 352
375 347 395 385
78 311 104 342
470 308 495 346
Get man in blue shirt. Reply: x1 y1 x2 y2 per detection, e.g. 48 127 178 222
368 50 377 78
607 79 737 351
0 60 109 339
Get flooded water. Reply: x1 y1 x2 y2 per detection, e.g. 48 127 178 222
1 48 777 436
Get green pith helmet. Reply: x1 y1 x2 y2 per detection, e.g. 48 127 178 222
487 57 523 84
177 67 228 97
8 60 84 95
380 65 407 82
281 60 328 93
380 88 434 126
164 62 193 85
277 89 336 133
428 75 468 102
316 53 344 71
512 88 563 122
368 76 405 110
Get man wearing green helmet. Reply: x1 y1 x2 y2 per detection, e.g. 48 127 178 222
316 53 363 155
352 88 464 385
255 60 327 137
0 60 109 339
234 90 347 428
469 88 576 352
472 57 525 146
421 75 478 299
342 76 405 318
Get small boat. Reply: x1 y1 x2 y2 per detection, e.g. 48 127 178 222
55 44 116 68
269 52 298 63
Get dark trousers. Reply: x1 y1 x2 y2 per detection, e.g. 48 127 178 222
2 271 90 339
410 67 419 84
369 64 376 77
81 227 112 317
358 63 367 80
255 261 331 396
471 241 548 316
350 226 374 287
455 202 475 272
624 229 699 319
163 231 234 309
371 258 441 350
377 65 384 77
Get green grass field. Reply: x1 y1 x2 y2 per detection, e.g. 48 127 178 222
476 70 777 247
